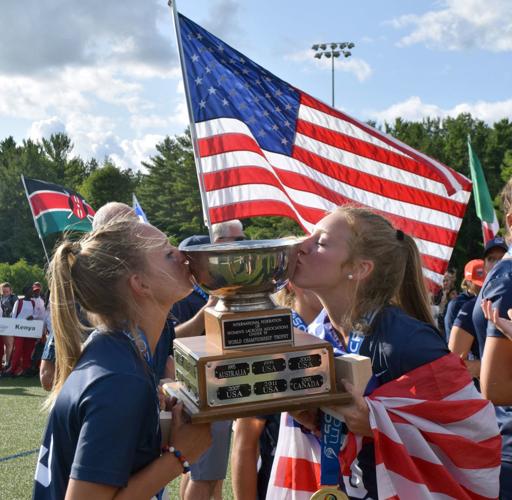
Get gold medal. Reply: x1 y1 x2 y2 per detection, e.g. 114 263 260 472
310 485 349 500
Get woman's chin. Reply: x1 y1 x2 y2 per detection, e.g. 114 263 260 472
289 273 307 289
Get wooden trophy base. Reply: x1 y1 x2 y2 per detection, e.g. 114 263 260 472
170 332 355 423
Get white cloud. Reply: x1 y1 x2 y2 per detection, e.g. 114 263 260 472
203 0 243 40
287 50 372 82
28 117 66 141
111 134 165 171
0 66 154 121
168 81 190 129
130 114 170 132
0 0 175 76
368 96 512 124
390 0 512 51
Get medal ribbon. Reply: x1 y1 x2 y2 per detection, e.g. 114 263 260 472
319 310 379 489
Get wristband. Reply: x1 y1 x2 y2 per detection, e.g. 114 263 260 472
164 446 191 473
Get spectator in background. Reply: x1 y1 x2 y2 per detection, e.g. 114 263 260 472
447 260 486 381
483 236 508 273
0 282 17 317
5 285 36 377
178 221 246 500
211 219 246 243
1 282 17 371
445 259 485 340
432 267 457 335
446 240 507 384
40 292 55 391
32 282 46 320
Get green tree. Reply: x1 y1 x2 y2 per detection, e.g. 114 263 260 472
0 259 46 295
80 160 138 210
138 133 204 240
244 216 303 240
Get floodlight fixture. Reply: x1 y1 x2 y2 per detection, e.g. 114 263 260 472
311 40 355 107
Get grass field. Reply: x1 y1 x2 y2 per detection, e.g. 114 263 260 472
0 377 234 499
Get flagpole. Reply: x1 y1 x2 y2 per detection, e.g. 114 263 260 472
168 0 214 242
21 175 50 265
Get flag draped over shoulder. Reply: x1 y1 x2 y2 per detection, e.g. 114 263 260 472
467 137 499 244
23 177 95 236
176 14 472 289
268 354 501 500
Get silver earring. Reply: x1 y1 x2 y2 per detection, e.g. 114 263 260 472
348 274 353 280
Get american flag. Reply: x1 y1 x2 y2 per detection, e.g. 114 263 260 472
176 14 472 289
268 353 501 500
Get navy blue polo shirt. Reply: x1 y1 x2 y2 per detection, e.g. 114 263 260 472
452 296 480 359
153 319 175 378
33 331 160 499
473 257 512 463
444 292 473 342
172 289 207 327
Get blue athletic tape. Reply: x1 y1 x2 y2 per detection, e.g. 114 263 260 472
0 449 38 463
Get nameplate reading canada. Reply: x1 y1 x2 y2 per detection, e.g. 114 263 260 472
222 314 292 348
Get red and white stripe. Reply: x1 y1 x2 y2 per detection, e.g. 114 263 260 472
482 212 499 245
268 354 501 500
195 93 471 289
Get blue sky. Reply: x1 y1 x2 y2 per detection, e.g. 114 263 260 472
0 0 510 171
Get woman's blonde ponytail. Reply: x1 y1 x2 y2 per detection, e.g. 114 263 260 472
46 241 86 407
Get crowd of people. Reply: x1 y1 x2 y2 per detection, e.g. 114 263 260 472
3 188 512 499
0 281 47 378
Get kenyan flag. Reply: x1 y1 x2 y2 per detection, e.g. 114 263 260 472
22 176 95 236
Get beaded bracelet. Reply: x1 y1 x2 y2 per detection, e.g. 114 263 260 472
164 446 190 473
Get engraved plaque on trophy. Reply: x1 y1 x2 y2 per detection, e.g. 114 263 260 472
167 239 352 423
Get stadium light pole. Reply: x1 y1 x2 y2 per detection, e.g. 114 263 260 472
312 42 355 108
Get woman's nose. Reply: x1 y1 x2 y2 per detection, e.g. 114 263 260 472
298 237 312 255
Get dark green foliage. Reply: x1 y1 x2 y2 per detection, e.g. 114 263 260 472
0 259 46 294
137 132 205 241
80 160 139 209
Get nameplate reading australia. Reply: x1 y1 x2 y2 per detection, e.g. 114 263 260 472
215 362 250 379
222 314 292 348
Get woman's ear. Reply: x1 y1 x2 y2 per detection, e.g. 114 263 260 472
128 273 151 298
353 259 374 281
506 212 512 231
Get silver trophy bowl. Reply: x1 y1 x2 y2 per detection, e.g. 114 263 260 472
183 238 300 312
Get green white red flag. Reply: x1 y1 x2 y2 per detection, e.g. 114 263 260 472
22 176 95 237
467 136 499 244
